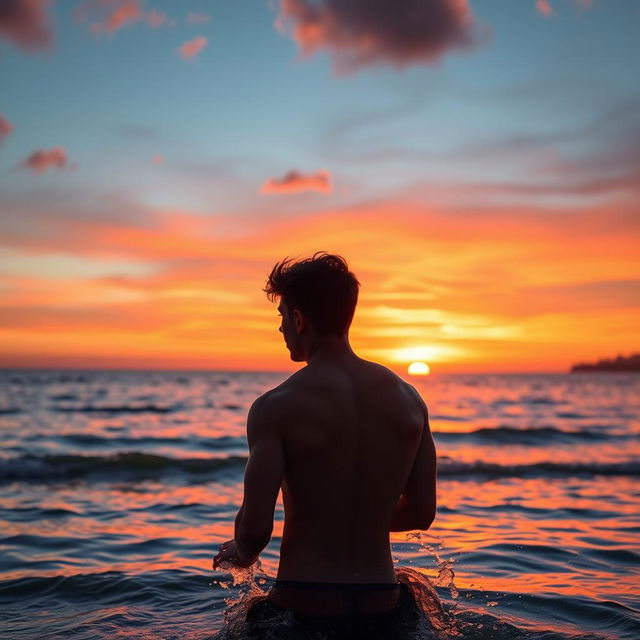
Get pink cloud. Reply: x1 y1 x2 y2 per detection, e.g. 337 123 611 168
77 0 177 35
152 154 164 165
21 147 71 173
260 169 332 195
178 35 207 60
536 0 553 16
186 12 211 25
274 0 481 73
0 0 53 51
0 114 13 142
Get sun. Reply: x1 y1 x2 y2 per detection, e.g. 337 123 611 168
408 361 430 376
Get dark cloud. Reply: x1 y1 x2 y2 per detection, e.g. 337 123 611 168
21 147 71 173
260 169 332 194
275 0 483 73
0 0 53 51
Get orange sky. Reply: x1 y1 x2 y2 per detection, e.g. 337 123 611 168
1 194 638 373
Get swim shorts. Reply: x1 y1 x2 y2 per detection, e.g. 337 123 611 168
245 580 421 639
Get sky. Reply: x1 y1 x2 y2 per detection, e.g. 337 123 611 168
0 0 638 374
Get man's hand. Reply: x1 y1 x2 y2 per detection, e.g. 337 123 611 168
213 539 257 569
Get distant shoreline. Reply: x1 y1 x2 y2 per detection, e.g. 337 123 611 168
570 353 640 372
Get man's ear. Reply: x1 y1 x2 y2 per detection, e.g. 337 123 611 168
293 308 305 334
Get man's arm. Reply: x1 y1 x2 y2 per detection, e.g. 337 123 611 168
389 389 437 532
233 391 285 563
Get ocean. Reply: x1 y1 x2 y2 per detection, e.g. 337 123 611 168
0 369 638 639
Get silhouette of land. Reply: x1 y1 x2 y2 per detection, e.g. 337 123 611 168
570 353 640 372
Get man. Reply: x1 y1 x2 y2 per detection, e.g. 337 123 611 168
213 252 437 637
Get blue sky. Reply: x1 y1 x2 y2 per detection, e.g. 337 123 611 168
3 0 638 213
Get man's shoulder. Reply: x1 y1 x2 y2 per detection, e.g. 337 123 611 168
364 361 427 412
250 380 298 418
360 359 422 397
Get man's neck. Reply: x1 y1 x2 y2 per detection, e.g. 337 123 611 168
306 335 356 365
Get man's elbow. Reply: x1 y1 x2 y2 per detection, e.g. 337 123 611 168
415 504 436 530
416 512 435 531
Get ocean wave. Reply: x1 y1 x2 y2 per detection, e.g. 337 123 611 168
0 453 248 483
2 570 638 640
53 403 181 414
0 569 210 610
433 425 619 444
25 433 247 450
0 453 637 484
438 459 640 479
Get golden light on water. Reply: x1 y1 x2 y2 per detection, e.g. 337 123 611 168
408 361 430 376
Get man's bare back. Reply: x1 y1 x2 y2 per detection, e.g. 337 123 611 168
267 354 435 583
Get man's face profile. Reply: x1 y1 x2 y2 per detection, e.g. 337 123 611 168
278 301 304 362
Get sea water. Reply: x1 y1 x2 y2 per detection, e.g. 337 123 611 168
0 370 638 639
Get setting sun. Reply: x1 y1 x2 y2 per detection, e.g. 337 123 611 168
408 361 430 376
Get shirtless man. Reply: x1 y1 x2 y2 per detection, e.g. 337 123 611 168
213 252 437 634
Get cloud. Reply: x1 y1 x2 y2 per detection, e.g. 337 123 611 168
75 0 173 35
536 1 553 16
152 154 164 165
274 0 482 73
75 0 143 35
0 114 13 142
186 12 211 25
260 170 332 195
0 0 53 51
21 147 71 173
145 9 173 28
178 35 207 59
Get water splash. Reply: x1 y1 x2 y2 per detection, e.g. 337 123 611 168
406 531 459 600
211 558 461 639
210 559 272 638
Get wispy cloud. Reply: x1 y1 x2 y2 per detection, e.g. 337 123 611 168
178 35 207 59
76 0 143 35
0 114 13 142
260 169 332 195
1 187 637 371
145 9 173 28
75 0 174 35
186 12 211 25
0 0 53 51
274 0 483 73
536 1 553 16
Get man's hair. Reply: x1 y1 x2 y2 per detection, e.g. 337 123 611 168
264 252 360 336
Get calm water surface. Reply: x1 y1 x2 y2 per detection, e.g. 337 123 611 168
0 370 638 639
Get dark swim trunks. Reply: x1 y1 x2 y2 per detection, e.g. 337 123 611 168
245 579 421 639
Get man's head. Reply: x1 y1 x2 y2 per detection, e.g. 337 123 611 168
264 252 360 361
